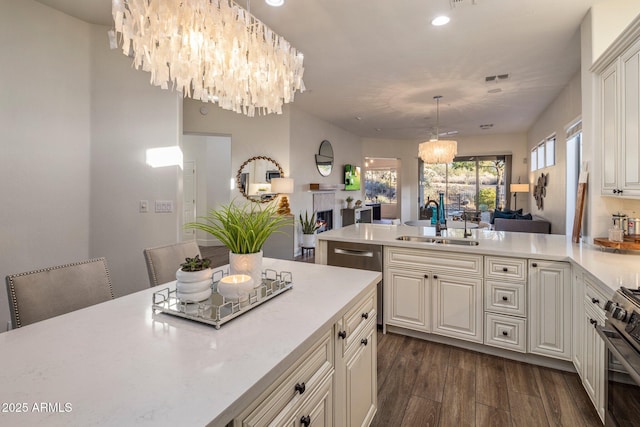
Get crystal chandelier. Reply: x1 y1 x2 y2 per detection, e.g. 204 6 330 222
418 96 457 164
111 0 305 117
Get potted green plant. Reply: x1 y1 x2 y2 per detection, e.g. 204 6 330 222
299 210 320 248
185 200 290 286
175 255 213 303
346 196 354 209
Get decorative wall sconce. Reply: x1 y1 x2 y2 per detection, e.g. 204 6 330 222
533 173 548 210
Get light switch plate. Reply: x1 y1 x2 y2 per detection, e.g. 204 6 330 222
155 200 174 213
139 200 149 213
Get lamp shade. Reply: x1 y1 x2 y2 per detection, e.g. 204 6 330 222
419 139 457 164
270 177 294 194
510 183 530 193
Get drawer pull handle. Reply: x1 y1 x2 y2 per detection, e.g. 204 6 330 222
295 382 306 395
502 331 509 336
591 297 600 305
361 338 368 346
301 415 311 427
502 296 508 301
502 267 509 272
362 312 369 320
338 330 347 339
531 262 538 267
590 318 598 326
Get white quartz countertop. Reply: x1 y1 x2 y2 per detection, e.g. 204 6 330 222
317 224 640 295
0 259 381 427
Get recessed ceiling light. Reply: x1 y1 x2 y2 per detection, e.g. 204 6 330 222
431 16 450 26
487 88 502 94
265 0 284 6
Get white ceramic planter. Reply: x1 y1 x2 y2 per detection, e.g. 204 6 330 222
301 233 316 248
229 250 263 291
175 268 213 303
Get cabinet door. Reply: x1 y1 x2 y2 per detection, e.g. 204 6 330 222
432 273 483 343
621 39 640 196
572 270 585 377
276 375 333 427
581 305 605 422
602 61 619 194
385 268 429 332
344 326 377 427
529 260 572 360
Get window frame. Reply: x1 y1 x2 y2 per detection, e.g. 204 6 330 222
531 134 556 171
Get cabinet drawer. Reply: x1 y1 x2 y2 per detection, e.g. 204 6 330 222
484 313 527 353
485 256 527 282
341 290 376 354
485 280 526 317
583 275 609 317
240 330 334 426
385 246 482 276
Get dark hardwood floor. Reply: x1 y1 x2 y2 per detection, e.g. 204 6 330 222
372 331 601 427
200 246 597 426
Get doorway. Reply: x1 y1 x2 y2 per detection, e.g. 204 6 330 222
565 121 582 235
364 157 400 221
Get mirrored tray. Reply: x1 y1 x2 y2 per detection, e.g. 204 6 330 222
152 268 293 329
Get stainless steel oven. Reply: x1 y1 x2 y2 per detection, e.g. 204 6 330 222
597 287 640 426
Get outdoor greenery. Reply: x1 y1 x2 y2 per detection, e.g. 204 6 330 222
364 169 397 203
185 200 291 254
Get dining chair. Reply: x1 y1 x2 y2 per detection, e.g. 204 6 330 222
143 241 201 287
6 257 114 329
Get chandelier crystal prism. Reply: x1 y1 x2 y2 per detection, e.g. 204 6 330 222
418 96 458 164
111 0 305 117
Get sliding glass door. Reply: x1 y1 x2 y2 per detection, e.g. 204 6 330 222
419 155 510 221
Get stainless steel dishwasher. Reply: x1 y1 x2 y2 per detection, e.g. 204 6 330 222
327 241 383 326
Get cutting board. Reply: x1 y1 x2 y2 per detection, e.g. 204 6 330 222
572 171 588 243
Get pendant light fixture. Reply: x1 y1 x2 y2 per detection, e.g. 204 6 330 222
418 96 458 164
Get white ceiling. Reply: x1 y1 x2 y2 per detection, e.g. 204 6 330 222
35 0 600 140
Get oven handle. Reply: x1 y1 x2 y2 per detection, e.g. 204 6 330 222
596 325 640 385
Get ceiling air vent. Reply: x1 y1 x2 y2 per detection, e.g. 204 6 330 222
485 73 510 83
480 124 493 130
450 0 477 8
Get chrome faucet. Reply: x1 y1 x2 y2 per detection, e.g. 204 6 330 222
425 199 442 236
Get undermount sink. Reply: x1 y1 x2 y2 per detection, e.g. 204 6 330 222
396 236 479 246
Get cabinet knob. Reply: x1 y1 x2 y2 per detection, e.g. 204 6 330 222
502 331 508 336
502 296 508 301
590 318 598 326
362 312 369 320
361 338 368 346
531 263 538 267
433 275 438 279
295 382 306 395
502 267 509 272
424 274 429 279
591 297 600 305
300 415 311 427
338 330 347 339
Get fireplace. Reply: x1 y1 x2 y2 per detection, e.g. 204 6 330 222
313 193 335 234
316 210 333 233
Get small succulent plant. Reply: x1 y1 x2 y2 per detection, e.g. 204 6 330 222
180 255 212 272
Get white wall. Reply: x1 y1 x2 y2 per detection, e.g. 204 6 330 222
362 133 528 222
289 108 363 233
581 6 640 241
89 25 183 295
527 73 582 234
0 1 92 329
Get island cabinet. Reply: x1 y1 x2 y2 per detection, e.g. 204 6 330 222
483 256 528 353
384 247 484 344
232 288 377 427
528 260 572 360
572 268 608 423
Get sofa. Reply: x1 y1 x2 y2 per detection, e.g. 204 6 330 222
494 217 551 234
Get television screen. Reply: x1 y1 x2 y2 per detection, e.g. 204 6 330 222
344 164 361 190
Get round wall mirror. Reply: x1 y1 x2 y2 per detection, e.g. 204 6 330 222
315 140 334 177
236 156 284 203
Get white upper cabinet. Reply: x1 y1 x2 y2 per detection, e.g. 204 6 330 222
599 33 640 198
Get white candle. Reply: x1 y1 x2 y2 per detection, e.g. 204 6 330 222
218 274 254 302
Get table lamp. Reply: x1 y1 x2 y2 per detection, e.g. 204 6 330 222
270 177 294 215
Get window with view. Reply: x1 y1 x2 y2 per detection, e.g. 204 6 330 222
364 157 398 219
531 135 555 171
419 155 511 222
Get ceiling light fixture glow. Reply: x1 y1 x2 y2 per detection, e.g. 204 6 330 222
418 96 457 164
265 0 285 6
111 0 304 117
431 16 450 26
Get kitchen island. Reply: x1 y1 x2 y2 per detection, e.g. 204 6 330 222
0 259 380 427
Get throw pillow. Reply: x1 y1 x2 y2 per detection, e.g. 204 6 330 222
492 210 517 223
515 213 533 220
